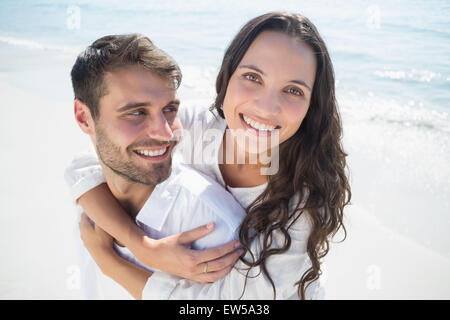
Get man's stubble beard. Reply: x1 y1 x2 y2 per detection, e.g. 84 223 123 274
94 124 176 186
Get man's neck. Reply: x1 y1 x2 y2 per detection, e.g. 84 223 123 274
101 164 154 219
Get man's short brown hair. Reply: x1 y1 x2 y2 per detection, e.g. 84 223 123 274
71 34 182 120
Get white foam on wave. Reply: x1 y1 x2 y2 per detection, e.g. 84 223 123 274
0 36 80 55
340 91 450 133
374 68 443 83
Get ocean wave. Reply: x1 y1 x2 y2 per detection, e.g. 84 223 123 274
339 92 450 134
374 69 443 83
0 36 80 55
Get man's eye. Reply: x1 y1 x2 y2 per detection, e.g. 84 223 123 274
130 110 145 116
244 73 260 83
164 107 178 114
287 87 304 96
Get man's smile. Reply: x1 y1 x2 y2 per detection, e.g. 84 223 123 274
133 145 171 161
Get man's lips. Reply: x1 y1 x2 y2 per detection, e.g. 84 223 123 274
132 144 172 161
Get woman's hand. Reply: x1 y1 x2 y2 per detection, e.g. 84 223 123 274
128 223 244 284
80 210 243 283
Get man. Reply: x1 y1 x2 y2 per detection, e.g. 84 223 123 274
66 34 244 299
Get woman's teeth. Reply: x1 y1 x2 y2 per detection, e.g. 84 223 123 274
136 146 167 157
243 114 276 131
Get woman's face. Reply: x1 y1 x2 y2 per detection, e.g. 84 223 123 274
222 31 317 155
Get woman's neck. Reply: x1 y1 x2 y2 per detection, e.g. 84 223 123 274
219 131 269 188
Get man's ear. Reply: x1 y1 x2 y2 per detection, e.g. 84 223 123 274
74 99 95 135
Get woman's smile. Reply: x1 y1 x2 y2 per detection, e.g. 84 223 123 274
239 113 280 136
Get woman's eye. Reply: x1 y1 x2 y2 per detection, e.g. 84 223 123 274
244 73 260 83
287 87 304 96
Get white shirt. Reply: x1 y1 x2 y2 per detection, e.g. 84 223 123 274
65 104 324 300
65 155 245 299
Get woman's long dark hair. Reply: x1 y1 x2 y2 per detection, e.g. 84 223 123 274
211 12 351 299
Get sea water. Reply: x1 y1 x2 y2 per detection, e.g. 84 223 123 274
0 0 449 259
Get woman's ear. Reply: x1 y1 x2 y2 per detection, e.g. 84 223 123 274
74 99 95 135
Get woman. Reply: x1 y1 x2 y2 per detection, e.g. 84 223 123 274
70 12 351 299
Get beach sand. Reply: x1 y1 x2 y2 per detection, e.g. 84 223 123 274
1 74 449 299
325 204 450 299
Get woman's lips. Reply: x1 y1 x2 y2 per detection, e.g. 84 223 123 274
239 113 280 136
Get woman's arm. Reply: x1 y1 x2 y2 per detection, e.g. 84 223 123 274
79 213 151 299
79 214 242 299
78 183 141 246
80 205 321 300
142 214 323 300
66 153 241 283
78 184 241 283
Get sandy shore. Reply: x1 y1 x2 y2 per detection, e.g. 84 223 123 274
325 204 450 299
1 74 449 299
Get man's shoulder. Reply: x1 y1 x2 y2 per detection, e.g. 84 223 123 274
179 103 224 131
171 163 219 193
169 164 245 225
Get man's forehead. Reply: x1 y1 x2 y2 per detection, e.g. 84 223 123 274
105 65 175 91
99 66 177 115
101 66 177 106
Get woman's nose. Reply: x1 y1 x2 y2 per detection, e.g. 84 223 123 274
257 90 281 117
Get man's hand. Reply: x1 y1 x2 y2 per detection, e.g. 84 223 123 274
128 222 244 283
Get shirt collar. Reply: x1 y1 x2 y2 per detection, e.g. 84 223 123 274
135 174 177 232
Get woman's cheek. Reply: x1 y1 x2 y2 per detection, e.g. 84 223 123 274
225 79 254 108
281 104 308 141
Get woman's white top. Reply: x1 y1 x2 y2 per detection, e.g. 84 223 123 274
65 103 324 300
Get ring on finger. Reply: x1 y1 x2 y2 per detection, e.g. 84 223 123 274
203 262 208 273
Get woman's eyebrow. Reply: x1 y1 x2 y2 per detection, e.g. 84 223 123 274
290 79 312 92
239 64 312 92
238 64 265 75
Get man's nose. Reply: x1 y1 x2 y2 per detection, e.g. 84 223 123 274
144 112 174 142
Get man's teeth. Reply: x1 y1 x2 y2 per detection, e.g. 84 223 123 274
243 114 276 131
136 147 167 157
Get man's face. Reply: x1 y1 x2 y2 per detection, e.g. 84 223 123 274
92 65 181 185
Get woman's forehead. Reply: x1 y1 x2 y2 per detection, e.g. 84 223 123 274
239 31 317 83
